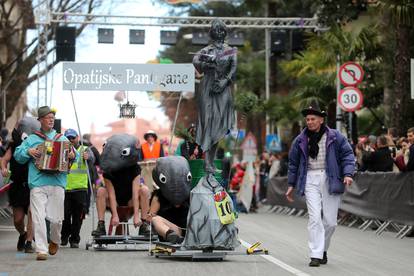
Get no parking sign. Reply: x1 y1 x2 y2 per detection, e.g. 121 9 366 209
338 87 363 112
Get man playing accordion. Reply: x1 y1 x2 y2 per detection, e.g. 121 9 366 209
14 106 77 261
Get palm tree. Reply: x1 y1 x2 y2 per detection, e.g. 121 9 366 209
280 25 382 128
377 0 414 134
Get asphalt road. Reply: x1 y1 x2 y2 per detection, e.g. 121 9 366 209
1 206 413 276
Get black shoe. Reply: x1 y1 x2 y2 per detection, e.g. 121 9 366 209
92 221 106 236
24 241 34 253
138 221 151 236
70 243 79 248
61 237 69 246
165 230 184 244
320 252 328 265
405 230 414 237
309 258 321 267
17 232 27 251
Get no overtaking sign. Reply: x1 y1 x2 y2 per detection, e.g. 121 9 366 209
339 62 364 86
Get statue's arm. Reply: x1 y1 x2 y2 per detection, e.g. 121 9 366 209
193 48 215 73
226 49 237 83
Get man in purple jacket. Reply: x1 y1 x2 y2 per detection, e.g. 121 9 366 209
285 102 355 267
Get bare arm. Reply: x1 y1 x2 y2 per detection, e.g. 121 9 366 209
1 148 11 177
149 195 160 219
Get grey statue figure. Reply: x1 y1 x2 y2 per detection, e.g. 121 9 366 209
184 19 239 251
193 18 237 174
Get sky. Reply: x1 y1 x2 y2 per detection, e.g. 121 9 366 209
27 0 182 134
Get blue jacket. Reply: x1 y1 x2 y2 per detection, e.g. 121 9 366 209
288 127 355 195
14 129 77 190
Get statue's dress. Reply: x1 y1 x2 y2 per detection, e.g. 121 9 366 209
193 43 237 152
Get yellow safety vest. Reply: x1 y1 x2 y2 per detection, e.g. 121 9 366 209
66 145 88 191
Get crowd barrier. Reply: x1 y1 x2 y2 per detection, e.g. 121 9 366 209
266 172 414 239
0 182 12 219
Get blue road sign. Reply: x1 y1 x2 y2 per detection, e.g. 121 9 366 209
266 134 282 152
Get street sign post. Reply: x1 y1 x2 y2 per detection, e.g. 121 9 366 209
338 87 363 112
339 62 364 87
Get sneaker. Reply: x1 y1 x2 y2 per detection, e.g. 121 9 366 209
24 241 34 253
61 237 68 246
138 221 151 236
36 253 48 261
48 242 59 255
309 258 321 267
70 243 79 248
91 221 106 237
320 252 328 265
17 232 27 251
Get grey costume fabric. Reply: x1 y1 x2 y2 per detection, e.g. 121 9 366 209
152 156 191 206
193 28 237 153
100 134 139 173
16 117 41 140
183 175 239 250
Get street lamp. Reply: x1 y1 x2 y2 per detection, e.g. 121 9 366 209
119 101 136 118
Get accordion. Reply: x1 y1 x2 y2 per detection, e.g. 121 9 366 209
35 140 71 173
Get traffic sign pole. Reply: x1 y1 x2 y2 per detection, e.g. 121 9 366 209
336 55 342 132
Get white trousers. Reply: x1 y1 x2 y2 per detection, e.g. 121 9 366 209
305 170 341 259
30 186 65 254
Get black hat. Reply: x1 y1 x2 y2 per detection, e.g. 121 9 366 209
301 101 327 117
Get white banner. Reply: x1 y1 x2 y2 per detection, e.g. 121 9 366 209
62 62 195 92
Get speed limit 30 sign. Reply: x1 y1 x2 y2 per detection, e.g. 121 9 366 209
339 62 364 86
338 87 363 112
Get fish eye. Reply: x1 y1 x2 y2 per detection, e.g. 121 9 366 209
159 173 167 184
187 172 192 182
121 147 131 156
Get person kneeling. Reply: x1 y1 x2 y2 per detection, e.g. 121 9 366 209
149 188 189 244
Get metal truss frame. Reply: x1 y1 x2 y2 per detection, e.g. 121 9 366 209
33 7 322 111
40 11 321 30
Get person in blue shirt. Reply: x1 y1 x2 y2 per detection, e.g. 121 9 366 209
14 106 76 261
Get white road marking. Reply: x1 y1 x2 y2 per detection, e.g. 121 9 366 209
240 239 311 276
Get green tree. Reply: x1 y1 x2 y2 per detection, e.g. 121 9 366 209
280 24 383 131
378 0 414 134
0 0 100 125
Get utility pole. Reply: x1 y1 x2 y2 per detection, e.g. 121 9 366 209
265 4 270 137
